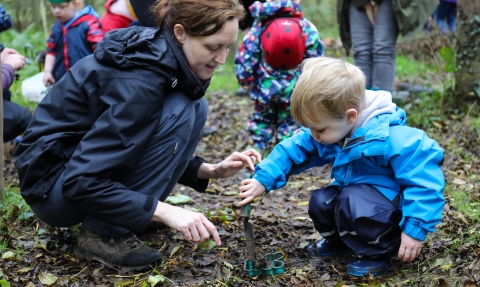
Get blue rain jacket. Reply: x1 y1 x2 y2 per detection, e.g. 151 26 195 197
254 107 445 241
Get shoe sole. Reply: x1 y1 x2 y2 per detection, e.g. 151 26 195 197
347 263 391 277
307 246 345 257
74 247 159 273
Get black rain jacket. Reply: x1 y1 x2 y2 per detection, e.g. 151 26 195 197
14 26 210 234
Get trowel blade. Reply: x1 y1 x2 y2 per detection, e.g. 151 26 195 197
245 220 256 262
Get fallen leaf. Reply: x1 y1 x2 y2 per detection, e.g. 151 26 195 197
17 267 31 273
1 251 15 260
197 240 217 251
169 245 183 258
38 270 57 286
293 217 312 221
148 274 166 286
165 194 193 205
297 201 309 206
452 178 466 185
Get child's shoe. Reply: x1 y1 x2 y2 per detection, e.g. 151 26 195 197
347 257 391 277
306 238 345 257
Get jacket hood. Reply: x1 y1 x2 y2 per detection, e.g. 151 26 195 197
344 90 406 147
353 90 398 131
64 5 99 28
94 26 209 99
250 0 302 19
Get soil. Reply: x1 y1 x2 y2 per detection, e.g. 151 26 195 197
1 90 480 287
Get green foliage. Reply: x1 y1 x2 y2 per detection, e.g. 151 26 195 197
439 46 455 73
209 57 239 94
0 186 33 224
396 54 439 80
2 24 47 111
301 0 339 39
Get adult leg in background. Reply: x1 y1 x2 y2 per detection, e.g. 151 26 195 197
371 0 399 91
349 2 374 89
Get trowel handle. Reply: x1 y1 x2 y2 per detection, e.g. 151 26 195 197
241 203 251 218
241 173 253 217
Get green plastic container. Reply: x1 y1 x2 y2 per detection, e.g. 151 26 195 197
244 252 285 277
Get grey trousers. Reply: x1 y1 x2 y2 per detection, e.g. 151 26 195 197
30 91 208 238
349 0 399 91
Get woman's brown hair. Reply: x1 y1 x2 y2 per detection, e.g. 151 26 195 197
153 0 245 36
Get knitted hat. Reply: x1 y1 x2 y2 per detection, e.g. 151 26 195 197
48 0 71 3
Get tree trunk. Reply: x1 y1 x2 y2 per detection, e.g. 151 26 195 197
0 62 4 201
455 1 480 105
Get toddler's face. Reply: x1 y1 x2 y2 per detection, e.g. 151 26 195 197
50 2 77 23
306 115 355 145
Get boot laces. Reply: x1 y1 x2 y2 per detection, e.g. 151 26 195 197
121 233 139 248
104 234 139 248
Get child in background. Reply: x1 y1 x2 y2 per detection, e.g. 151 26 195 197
100 0 136 33
234 0 324 155
435 0 457 34
238 57 445 276
44 0 104 86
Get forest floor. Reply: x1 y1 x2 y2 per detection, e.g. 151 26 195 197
1 87 480 287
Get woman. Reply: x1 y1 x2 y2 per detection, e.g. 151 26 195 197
14 0 255 272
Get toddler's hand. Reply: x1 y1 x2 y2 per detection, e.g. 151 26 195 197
398 232 422 262
43 72 55 86
238 178 265 206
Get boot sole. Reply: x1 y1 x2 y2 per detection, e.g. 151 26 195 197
74 247 159 273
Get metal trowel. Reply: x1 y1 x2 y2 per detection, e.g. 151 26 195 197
241 173 256 263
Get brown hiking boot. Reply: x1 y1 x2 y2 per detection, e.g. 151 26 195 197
75 227 162 272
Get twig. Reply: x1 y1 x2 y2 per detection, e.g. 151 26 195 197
216 279 229 287
331 264 341 276
71 264 93 278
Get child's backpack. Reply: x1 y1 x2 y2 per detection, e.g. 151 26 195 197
0 4 12 33
260 7 306 70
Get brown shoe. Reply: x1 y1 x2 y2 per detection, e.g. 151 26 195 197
75 227 162 272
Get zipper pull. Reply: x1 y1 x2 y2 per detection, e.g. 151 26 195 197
173 142 178 154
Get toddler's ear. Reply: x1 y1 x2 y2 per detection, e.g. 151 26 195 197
345 108 358 124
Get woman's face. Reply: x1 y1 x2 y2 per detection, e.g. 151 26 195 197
174 19 239 81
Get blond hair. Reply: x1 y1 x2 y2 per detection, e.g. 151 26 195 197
291 57 366 126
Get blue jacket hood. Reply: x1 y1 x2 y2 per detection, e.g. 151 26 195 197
64 5 100 28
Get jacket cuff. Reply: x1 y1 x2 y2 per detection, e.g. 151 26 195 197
402 218 428 241
177 156 209 192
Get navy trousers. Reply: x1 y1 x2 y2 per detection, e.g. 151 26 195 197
308 184 402 257
30 91 208 238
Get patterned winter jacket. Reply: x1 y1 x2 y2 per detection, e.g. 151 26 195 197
234 0 324 103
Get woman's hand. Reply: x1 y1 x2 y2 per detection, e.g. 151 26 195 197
364 1 379 25
238 177 266 206
3 53 26 71
153 201 221 245
398 232 423 262
197 149 262 179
